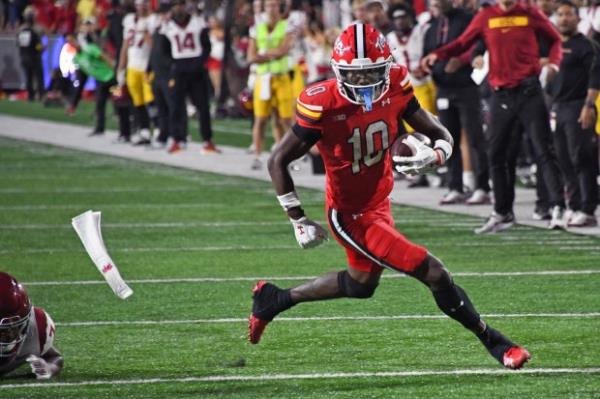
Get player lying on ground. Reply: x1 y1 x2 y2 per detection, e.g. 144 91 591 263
248 23 530 370
0 272 63 379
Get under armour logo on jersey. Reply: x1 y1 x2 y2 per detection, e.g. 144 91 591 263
102 263 113 273
381 98 391 107
333 114 347 121
296 225 305 235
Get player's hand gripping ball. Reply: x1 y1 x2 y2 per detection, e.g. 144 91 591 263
392 133 442 176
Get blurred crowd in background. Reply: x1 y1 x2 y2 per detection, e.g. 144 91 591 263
3 0 600 227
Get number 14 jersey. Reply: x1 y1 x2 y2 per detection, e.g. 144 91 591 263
293 65 419 213
161 15 206 59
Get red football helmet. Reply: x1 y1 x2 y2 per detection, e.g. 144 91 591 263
331 23 393 111
0 272 32 358
237 88 253 116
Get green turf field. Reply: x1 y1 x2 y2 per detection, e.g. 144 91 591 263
0 137 599 398
0 99 268 149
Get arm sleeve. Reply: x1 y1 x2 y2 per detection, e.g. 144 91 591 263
292 124 322 146
588 40 600 90
402 96 422 120
532 8 562 66
434 12 484 60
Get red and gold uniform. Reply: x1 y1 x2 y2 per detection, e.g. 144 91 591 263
293 65 427 273
0 307 56 376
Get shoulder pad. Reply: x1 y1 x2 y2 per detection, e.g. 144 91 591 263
390 65 412 92
296 82 332 124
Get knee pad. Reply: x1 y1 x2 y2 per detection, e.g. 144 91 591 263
337 270 378 299
411 255 452 290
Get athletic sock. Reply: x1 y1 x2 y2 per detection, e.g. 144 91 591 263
476 325 515 364
432 283 481 331
253 283 295 321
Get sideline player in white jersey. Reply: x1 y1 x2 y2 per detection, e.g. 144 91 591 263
118 0 155 145
386 4 436 116
161 0 218 154
0 272 63 379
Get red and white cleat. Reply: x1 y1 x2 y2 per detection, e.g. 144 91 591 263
503 346 531 369
248 281 270 344
248 314 269 344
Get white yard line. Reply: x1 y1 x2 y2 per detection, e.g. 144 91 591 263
559 246 600 251
1 367 599 389
0 221 290 229
4 240 598 254
23 269 600 287
0 187 199 194
0 203 235 211
0 221 491 230
0 245 299 255
0 202 296 211
55 313 600 327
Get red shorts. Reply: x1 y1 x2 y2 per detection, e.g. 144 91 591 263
327 199 428 274
205 57 222 71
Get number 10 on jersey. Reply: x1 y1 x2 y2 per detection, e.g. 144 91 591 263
347 121 389 174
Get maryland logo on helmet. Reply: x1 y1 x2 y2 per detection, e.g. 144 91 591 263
330 24 393 111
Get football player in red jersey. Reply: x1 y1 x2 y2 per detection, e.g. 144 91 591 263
0 272 63 379
248 23 531 370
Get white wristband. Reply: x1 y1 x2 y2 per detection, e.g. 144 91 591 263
434 139 452 163
277 191 302 211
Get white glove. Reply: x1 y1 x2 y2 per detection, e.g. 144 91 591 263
26 355 52 380
290 217 328 249
393 136 450 176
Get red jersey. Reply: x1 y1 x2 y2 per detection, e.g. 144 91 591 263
294 66 417 213
433 3 562 89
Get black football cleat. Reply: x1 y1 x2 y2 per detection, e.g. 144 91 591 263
478 326 531 370
248 281 291 344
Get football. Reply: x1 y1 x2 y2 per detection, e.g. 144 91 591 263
391 132 432 159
